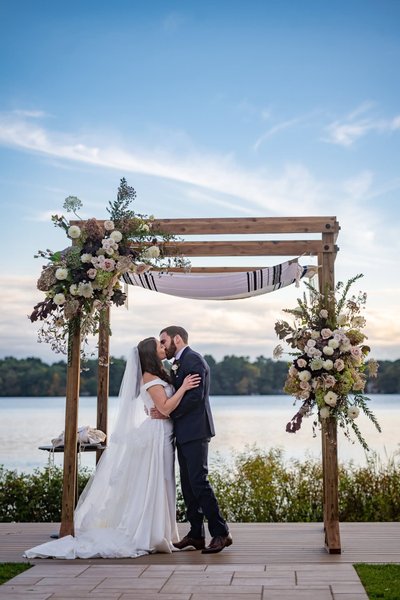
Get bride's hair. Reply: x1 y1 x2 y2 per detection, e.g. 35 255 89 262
137 337 171 383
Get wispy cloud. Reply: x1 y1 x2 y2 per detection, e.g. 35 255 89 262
12 109 49 118
253 117 304 151
324 103 400 147
0 110 327 216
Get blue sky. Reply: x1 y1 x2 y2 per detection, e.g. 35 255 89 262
1 0 399 363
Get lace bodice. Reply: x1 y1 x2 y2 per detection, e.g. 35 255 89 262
141 378 174 411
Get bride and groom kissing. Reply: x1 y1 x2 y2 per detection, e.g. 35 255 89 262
25 325 232 559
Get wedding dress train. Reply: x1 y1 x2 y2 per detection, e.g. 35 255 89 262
25 365 179 559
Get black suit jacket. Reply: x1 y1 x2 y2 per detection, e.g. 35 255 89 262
169 347 215 444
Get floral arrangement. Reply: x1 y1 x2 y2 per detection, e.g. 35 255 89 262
29 178 189 359
273 274 381 449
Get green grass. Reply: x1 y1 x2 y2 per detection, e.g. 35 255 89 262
0 563 31 585
355 564 400 600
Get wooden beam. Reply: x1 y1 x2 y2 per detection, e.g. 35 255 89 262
59 322 81 538
151 217 340 235
143 240 331 257
319 231 341 554
81 216 339 235
96 307 110 464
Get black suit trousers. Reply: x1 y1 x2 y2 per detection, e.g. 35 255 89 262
177 437 229 539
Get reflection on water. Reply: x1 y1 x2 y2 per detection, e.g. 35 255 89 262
0 395 399 473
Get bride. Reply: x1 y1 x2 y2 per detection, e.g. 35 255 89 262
24 337 200 559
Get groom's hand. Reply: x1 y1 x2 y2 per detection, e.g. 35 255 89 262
150 407 168 420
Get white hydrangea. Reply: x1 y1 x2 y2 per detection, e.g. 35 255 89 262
298 370 312 382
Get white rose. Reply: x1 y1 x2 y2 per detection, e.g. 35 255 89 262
53 293 66 305
328 338 339 349
319 309 328 319
347 406 360 419
323 346 334 356
324 391 338 407
110 230 123 243
69 284 79 296
306 339 316 348
68 225 81 239
81 253 93 263
298 370 311 382
143 245 160 259
322 359 334 371
104 220 115 231
319 406 331 419
55 268 68 280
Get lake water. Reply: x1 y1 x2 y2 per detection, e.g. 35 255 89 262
0 395 399 473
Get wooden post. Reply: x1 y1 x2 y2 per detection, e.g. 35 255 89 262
319 232 341 554
97 307 110 463
59 321 81 538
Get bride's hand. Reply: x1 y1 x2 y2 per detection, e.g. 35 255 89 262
181 374 201 391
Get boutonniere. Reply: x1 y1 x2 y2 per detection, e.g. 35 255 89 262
171 360 180 373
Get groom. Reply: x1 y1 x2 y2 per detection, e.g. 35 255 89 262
159 325 232 554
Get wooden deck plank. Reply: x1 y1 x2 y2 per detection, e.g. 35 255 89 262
1 522 399 565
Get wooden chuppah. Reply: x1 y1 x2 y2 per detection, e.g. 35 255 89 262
60 215 341 553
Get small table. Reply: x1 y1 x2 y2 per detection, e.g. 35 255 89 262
39 443 107 538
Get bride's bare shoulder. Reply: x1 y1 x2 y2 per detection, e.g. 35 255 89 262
142 371 160 384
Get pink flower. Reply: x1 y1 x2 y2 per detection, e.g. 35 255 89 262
334 358 345 372
321 328 333 339
87 268 97 279
103 258 116 272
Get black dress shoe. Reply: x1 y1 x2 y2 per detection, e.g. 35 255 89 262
173 535 206 550
201 533 233 554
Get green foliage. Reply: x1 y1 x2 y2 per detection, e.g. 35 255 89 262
176 446 400 523
0 465 90 522
0 563 32 585
107 177 137 222
355 564 400 600
1 449 399 523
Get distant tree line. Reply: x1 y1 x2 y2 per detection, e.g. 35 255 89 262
0 356 399 397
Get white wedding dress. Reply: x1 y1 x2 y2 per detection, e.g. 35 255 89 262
24 373 179 559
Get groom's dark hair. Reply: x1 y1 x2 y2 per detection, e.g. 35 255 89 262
160 325 188 344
